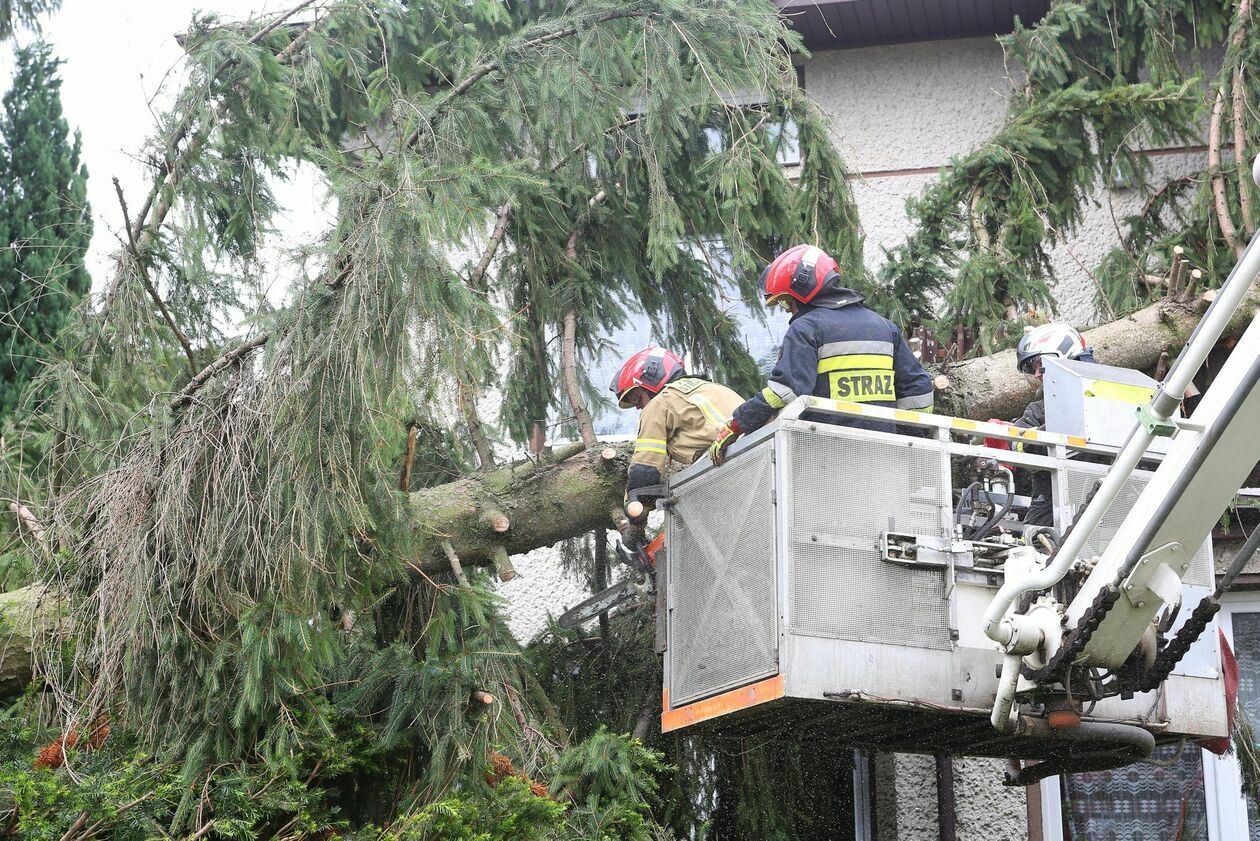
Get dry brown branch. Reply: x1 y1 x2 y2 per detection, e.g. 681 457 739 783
400 423 418 492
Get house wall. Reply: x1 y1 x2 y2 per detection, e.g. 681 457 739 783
801 38 1212 329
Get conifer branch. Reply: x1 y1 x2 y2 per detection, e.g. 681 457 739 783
1231 0 1254 236
561 309 597 449
440 540 469 586
114 177 198 377
469 201 512 292
1209 87 1245 257
130 1 321 250
405 9 647 151
560 189 608 449
457 377 497 470
169 333 269 409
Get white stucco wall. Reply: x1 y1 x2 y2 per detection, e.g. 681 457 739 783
801 37 1211 330
494 541 592 641
876 754 1028 841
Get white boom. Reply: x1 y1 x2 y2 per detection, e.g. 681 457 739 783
985 156 1260 730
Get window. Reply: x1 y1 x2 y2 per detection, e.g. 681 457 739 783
1036 591 1260 840
1060 746 1209 839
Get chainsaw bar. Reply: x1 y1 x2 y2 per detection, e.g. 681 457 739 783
558 579 641 628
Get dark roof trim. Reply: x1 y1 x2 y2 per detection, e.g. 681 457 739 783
775 0 1050 51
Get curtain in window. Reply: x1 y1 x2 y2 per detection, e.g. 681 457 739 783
1061 743 1207 841
1232 611 1260 839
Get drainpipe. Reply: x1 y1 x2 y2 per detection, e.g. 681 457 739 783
935 753 957 841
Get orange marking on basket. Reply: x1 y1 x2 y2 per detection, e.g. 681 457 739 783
660 675 785 733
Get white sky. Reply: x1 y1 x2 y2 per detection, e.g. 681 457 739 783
1 0 333 298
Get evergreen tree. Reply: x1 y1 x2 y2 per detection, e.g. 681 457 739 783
0 2 1254 838
0 41 90 415
879 0 1256 351
0 0 59 41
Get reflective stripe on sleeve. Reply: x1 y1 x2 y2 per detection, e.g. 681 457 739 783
817 340 895 358
896 392 935 410
634 437 668 455
691 393 726 425
764 380 796 409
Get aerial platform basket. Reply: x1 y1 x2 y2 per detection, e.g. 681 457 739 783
659 396 1226 762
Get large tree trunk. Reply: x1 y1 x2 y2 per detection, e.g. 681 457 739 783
0 586 55 698
408 442 631 576
4 289 1256 697
935 289 1260 420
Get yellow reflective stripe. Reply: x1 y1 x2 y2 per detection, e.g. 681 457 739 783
917 406 935 414
1084 380 1154 405
1068 435 1088 448
761 386 787 410
634 444 668 455
817 353 894 374
894 410 921 423
692 394 726 424
636 437 666 445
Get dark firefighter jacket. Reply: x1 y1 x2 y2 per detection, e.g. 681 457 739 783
627 376 744 498
1013 352 1098 526
732 301 934 435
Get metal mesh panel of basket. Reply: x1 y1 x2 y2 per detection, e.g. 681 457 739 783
1062 467 1213 588
668 443 778 705
784 427 952 650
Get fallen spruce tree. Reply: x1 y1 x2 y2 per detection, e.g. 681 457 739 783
1 0 1257 836
4 279 1255 700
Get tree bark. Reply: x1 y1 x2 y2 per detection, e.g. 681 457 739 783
405 442 629 576
0 586 55 698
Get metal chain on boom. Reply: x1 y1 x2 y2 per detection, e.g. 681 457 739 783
1133 523 1260 691
1136 597 1221 692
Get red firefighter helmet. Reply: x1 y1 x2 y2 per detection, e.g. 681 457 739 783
761 244 841 306
610 347 685 408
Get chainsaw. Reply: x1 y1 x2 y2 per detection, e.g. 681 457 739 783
558 484 669 629
557 531 663 628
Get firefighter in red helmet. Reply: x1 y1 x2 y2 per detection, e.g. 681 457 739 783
709 244 935 464
611 347 743 519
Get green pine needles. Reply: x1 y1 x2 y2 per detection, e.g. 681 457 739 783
879 0 1256 347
